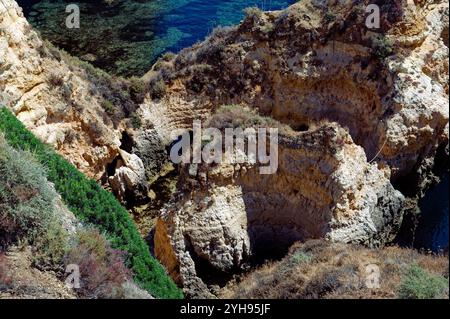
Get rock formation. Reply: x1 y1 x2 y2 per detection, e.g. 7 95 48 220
143 0 448 185
0 0 129 180
1 0 448 299
155 122 405 297
147 0 449 296
0 0 176 204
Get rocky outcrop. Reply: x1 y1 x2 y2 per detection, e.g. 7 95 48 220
2 0 448 299
143 0 448 184
108 149 148 203
1 0 174 205
149 0 448 297
155 123 405 297
0 0 127 179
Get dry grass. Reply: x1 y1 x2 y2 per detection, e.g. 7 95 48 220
0 252 13 289
207 104 294 135
220 240 449 299
0 247 76 299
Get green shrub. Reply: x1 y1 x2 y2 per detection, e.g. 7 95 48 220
0 107 182 299
0 137 55 248
64 228 131 299
325 12 336 23
207 104 292 133
372 36 394 59
131 113 142 129
290 251 312 265
149 79 166 100
128 77 147 104
398 264 448 299
33 218 70 271
162 52 176 62
101 99 115 116
0 135 69 269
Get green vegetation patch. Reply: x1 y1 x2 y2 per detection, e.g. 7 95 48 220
0 107 182 299
398 264 448 299
208 104 293 134
0 136 59 250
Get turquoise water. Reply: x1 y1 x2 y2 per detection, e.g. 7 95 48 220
156 0 294 53
19 0 294 76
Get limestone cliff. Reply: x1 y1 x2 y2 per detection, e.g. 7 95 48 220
1 0 448 299
147 0 449 297
155 121 405 297
142 0 448 186
0 0 130 180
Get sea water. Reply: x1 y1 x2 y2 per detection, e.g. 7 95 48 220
18 0 294 76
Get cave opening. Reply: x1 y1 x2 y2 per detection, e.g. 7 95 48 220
106 155 121 177
292 123 310 132
247 225 305 265
120 131 134 153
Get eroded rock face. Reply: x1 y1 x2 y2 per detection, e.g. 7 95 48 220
109 149 148 203
133 129 173 185
144 0 448 182
150 0 448 297
3 0 448 299
0 0 123 179
155 124 405 297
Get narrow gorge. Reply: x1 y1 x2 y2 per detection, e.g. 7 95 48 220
1 0 448 299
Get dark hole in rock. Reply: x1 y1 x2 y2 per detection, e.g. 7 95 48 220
248 225 305 264
106 155 121 177
394 141 449 251
442 26 449 48
292 123 310 132
120 131 134 153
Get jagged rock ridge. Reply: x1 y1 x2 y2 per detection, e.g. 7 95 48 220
144 0 449 297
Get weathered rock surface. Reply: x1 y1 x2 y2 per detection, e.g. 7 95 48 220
2 0 448 299
144 0 448 183
149 0 449 297
109 149 148 203
155 124 405 297
0 0 126 179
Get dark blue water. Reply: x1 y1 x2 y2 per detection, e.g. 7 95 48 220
156 0 293 53
18 0 294 76
415 174 449 252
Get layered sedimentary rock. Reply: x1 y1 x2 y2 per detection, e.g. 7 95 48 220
144 0 448 183
0 0 124 179
155 123 405 297
2 0 448 299
148 0 449 296
0 0 174 201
